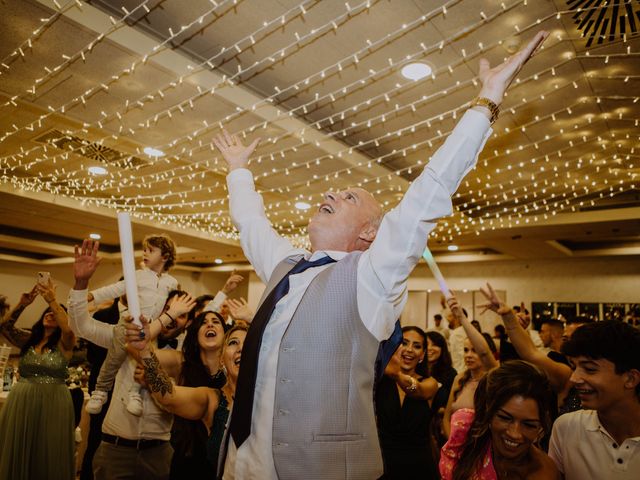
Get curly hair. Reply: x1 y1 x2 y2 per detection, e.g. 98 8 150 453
142 233 177 271
452 361 554 480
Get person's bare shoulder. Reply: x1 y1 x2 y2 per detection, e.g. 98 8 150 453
528 446 561 480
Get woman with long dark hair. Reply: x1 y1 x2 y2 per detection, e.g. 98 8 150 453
168 310 228 477
0 278 76 480
440 360 560 480
375 325 440 478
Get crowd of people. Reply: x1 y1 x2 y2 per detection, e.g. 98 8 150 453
0 29 639 480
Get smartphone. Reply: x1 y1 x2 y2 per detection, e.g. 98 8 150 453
37 271 50 285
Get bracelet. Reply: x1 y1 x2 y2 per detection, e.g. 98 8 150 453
163 311 176 329
471 96 500 124
406 376 418 393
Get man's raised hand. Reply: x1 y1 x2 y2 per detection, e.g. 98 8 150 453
478 30 548 105
213 130 260 171
73 239 101 290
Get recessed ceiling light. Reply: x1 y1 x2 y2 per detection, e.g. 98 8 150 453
88 166 107 175
143 146 165 157
401 62 432 81
447 245 459 251
295 201 311 210
214 258 223 264
89 233 101 240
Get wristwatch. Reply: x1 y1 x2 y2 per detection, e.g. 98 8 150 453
471 96 500 124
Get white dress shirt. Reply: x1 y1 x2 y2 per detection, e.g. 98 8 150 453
549 410 640 480
68 289 173 440
224 110 491 479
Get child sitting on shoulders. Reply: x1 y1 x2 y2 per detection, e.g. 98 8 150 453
85 233 178 416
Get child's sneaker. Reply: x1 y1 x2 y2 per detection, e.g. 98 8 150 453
126 391 143 416
85 390 108 414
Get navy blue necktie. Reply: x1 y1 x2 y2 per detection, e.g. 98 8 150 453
230 255 337 447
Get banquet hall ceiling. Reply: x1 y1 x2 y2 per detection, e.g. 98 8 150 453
0 0 639 268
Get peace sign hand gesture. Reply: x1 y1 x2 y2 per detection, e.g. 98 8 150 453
478 282 511 315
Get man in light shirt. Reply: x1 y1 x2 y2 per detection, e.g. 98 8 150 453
427 313 450 341
549 321 640 480
214 32 548 480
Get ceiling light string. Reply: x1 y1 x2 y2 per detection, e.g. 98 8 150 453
0 0 154 114
11 69 601 204
0 0 372 171
460 138 637 218
0 0 233 144
3 74 632 214
0 0 78 77
260 97 636 204
132 0 518 167
101 5 552 187
0 0 317 171
2 0 509 180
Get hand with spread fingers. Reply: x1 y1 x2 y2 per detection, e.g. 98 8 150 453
73 239 101 290
227 297 254 322
213 129 260 171
477 30 549 105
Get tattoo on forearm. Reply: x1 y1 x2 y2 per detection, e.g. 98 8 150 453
142 351 174 397
5 305 26 327
0 324 29 348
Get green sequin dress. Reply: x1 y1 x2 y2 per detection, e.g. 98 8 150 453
0 347 75 480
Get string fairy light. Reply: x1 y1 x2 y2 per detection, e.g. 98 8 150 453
1 0 638 245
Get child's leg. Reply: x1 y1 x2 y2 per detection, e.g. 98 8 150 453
93 324 128 393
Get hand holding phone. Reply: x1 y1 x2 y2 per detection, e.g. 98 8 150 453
37 271 51 286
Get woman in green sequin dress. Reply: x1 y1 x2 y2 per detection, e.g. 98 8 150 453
0 279 76 480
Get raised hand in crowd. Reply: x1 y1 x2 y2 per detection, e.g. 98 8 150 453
73 239 101 289
226 297 253 323
222 272 245 295
213 130 260 171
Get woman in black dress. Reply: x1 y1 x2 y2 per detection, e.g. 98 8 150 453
375 326 440 479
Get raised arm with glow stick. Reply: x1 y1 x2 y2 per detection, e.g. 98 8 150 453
422 247 452 300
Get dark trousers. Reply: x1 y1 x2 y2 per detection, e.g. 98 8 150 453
93 441 173 480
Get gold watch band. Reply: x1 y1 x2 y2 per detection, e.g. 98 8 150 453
471 96 500 124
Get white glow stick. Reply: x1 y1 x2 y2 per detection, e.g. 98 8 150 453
422 247 452 299
117 212 142 327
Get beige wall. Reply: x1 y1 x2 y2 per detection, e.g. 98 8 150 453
2 255 637 342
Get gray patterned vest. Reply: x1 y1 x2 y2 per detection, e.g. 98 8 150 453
264 252 383 480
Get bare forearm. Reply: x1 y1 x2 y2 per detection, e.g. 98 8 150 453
460 315 498 370
502 311 540 360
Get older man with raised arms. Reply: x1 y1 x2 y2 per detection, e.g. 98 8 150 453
212 31 549 480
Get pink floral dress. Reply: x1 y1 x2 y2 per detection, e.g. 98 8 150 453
439 408 498 480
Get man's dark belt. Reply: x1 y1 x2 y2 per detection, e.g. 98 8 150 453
102 433 167 450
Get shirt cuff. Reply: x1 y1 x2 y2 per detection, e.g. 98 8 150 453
226 168 254 191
